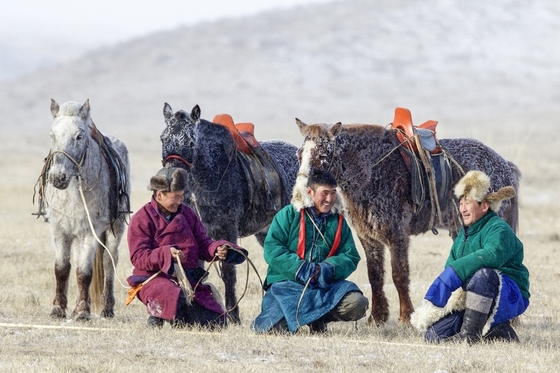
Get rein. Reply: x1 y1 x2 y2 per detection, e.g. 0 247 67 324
171 246 264 321
217 247 264 320
77 174 128 289
295 210 343 329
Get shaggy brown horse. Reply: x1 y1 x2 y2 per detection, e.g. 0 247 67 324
296 119 520 326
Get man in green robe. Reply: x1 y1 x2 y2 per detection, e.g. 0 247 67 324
251 169 368 333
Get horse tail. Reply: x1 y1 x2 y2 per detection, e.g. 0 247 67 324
89 245 104 313
506 161 522 234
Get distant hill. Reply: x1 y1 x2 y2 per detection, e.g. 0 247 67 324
1 0 559 141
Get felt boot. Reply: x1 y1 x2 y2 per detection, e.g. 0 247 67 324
458 308 488 344
147 315 164 328
484 321 520 343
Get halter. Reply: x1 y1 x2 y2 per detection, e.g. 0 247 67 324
162 145 237 194
162 154 192 168
32 144 89 220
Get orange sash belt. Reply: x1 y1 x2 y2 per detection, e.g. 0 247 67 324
297 209 343 260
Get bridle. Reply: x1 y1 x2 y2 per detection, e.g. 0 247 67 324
162 154 192 169
162 145 237 194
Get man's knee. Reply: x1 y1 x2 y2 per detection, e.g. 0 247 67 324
334 291 369 321
465 267 500 298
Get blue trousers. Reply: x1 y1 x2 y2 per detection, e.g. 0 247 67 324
425 268 529 342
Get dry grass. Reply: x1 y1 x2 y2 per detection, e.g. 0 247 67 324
1 116 559 373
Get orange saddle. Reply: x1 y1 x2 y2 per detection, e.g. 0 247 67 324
391 107 440 154
212 114 259 154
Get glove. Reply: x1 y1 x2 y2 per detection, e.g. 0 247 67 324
424 266 463 307
315 262 335 288
296 261 319 284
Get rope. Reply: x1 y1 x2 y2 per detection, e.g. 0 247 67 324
0 322 457 348
295 276 314 329
172 246 263 321
217 247 264 320
77 176 128 289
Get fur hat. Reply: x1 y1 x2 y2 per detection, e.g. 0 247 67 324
454 170 515 212
149 167 188 192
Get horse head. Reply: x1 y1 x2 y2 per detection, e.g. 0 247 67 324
48 99 92 190
295 118 343 176
161 103 201 169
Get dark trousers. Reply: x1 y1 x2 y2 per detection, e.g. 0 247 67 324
174 293 227 329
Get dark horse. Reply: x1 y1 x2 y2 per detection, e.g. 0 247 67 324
296 118 520 326
161 103 299 322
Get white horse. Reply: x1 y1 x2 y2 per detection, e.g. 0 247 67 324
36 99 131 321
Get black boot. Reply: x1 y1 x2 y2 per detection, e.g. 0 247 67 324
458 308 489 345
308 319 329 334
147 315 165 328
484 321 520 343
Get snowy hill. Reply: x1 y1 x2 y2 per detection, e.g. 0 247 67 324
1 0 559 142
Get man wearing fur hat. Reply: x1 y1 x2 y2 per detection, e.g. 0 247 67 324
412 170 530 344
251 169 368 334
127 167 247 328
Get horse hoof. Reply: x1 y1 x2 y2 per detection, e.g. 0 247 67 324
50 306 66 319
228 309 241 324
397 316 412 327
101 309 115 318
73 311 91 322
367 314 387 327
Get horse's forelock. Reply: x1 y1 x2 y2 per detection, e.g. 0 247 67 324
57 101 84 118
304 123 329 139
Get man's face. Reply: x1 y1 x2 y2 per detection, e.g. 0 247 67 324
307 185 337 214
459 195 489 226
156 190 184 213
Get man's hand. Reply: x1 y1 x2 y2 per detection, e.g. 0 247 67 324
170 246 184 261
296 261 319 285
215 244 230 260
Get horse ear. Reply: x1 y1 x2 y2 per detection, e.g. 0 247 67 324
191 105 201 122
330 122 343 137
79 99 91 121
163 102 173 120
50 99 59 118
295 118 308 135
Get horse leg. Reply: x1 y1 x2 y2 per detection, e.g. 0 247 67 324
360 236 390 325
388 237 414 325
72 238 96 321
100 227 121 318
254 230 268 247
222 262 239 323
50 233 71 319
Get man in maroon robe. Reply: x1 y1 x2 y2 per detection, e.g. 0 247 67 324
127 167 247 328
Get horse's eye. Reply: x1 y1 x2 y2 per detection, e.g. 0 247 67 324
76 134 83 141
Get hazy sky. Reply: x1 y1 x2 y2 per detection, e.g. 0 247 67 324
0 0 333 80
2 0 332 48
